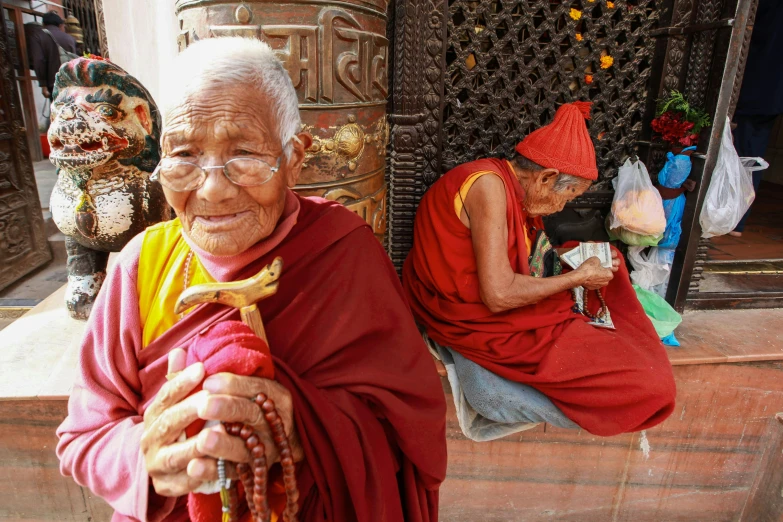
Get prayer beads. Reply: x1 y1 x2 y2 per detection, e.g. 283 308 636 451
223 393 299 522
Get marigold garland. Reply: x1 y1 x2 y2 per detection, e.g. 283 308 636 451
585 74 593 84
569 8 582 20
600 55 614 69
607 1 615 7
575 33 583 41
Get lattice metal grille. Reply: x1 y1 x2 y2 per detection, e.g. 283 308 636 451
441 0 660 186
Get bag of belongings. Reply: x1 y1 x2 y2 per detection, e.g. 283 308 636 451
700 120 764 238
608 159 666 246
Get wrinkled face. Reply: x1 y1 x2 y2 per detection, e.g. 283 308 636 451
524 169 593 216
161 84 307 257
49 86 153 171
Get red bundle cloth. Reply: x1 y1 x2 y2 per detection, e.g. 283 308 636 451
185 321 276 522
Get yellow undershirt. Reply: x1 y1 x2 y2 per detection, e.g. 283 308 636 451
137 218 215 349
453 167 532 253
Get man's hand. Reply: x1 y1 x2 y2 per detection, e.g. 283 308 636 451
41 87 50 98
610 249 621 272
141 352 209 497
193 373 304 479
576 257 614 290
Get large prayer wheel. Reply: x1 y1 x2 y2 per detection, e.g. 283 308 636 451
175 0 389 243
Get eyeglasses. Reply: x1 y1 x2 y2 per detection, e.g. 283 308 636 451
150 156 282 192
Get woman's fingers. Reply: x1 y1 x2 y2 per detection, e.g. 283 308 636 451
195 426 252 463
187 457 240 482
152 436 203 474
203 373 281 400
152 472 207 498
145 362 204 423
167 348 187 376
199 393 266 425
143 389 209 450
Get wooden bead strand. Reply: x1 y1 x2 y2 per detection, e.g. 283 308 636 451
221 393 300 522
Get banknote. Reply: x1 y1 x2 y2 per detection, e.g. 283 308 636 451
560 247 582 270
579 242 613 269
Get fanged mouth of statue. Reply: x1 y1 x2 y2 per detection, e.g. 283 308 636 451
49 134 129 167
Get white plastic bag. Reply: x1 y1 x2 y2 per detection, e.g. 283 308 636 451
699 121 760 238
628 246 671 292
608 159 666 245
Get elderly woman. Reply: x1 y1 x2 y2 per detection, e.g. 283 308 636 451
403 102 676 437
57 37 447 521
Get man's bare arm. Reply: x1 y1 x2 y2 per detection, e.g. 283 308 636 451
464 174 611 313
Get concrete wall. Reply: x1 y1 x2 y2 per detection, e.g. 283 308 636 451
100 0 178 106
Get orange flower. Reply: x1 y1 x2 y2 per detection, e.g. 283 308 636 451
600 55 614 69
585 74 593 84
607 1 615 7
597 131 606 140
575 33 583 41
569 8 582 20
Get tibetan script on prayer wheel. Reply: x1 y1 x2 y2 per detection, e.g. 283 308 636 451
175 0 389 243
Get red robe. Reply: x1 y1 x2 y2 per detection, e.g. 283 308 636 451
403 158 676 436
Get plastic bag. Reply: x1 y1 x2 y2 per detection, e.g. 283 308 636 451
699 121 759 238
608 159 666 245
628 246 671 291
633 284 682 339
607 223 663 247
657 148 695 249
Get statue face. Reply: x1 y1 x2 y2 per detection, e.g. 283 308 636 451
48 86 154 172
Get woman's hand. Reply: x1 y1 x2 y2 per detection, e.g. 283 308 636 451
141 351 210 497
576 256 614 290
188 374 304 480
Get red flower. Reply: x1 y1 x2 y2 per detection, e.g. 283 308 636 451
651 111 699 146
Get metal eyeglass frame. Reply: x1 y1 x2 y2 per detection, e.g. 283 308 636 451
150 156 282 192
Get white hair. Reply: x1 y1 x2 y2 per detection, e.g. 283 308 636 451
553 173 583 193
161 37 300 158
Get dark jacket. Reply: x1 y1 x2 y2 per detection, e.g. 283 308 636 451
24 23 77 96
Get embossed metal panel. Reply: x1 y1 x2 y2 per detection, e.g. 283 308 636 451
0 7 52 291
175 0 389 243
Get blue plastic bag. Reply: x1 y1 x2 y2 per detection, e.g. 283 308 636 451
657 147 695 249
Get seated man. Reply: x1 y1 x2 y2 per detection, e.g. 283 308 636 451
403 102 676 437
57 37 447 521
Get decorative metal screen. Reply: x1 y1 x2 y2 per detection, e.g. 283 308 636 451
441 0 660 187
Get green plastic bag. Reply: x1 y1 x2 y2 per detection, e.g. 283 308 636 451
633 284 682 338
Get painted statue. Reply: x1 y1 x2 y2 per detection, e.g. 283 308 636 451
49 58 169 319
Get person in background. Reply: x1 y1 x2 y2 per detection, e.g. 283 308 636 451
25 11 77 100
404 102 676 437
730 0 783 237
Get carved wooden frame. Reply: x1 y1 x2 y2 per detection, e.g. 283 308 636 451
0 3 52 291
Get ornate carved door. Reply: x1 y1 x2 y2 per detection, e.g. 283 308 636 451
0 3 51 291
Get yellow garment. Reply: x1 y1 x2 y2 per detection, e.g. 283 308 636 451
453 168 532 253
137 218 214 348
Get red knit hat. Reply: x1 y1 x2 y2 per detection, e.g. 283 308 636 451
515 101 598 181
